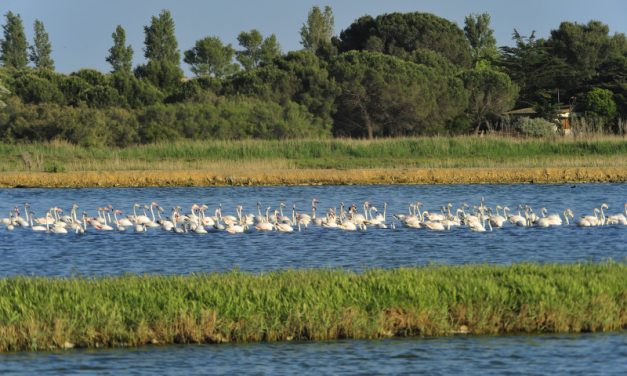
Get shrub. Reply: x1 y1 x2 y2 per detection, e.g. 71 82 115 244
515 117 556 137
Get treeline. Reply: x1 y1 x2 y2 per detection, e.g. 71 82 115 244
0 7 625 146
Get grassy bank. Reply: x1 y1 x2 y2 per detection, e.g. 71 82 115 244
0 262 625 352
1 136 626 186
2 136 627 172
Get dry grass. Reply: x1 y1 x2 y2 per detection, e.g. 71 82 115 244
0 166 625 187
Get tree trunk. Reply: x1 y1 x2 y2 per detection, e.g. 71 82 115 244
359 103 374 140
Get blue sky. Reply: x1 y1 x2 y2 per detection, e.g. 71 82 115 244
1 0 626 75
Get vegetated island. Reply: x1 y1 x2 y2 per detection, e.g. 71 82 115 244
0 262 624 352
1 137 626 187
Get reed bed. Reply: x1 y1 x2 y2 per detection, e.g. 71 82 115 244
0 262 624 352
1 136 626 173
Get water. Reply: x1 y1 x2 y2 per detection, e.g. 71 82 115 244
0 184 625 277
1 333 625 375
0 184 624 277
0 184 625 373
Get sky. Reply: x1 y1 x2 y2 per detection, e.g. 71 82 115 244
1 0 626 76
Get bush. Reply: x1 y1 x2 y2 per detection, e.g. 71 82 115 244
515 117 557 137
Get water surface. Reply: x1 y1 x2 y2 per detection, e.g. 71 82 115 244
1 333 625 375
0 184 624 277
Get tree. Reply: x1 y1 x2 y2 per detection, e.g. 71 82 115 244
106 25 133 74
464 13 497 66
548 21 613 83
184 36 238 78
236 29 281 70
136 9 183 92
1 11 28 69
337 12 472 68
29 20 54 70
499 30 567 117
330 51 467 138
300 6 335 58
225 50 339 128
583 88 617 118
460 67 519 133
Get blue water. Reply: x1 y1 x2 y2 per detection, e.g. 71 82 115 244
0 184 625 374
0 184 624 277
1 333 625 375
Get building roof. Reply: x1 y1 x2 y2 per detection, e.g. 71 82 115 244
503 107 537 115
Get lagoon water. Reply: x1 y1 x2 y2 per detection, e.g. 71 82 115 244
0 184 624 277
0 184 625 374
1 333 625 375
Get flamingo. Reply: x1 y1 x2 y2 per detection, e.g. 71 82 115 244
29 212 47 231
577 208 600 227
605 203 627 225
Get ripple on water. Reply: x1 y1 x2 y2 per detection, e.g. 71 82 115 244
0 183 624 277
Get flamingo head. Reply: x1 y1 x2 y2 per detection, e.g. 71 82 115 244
601 203 609 209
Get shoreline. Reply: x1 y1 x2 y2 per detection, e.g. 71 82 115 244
1 167 626 188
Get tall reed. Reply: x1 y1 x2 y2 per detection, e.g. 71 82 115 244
0 262 624 352
1 136 626 172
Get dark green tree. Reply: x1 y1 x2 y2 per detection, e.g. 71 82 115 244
225 50 339 128
464 13 497 67
329 51 467 138
460 67 519 133
337 12 472 68
184 36 239 77
548 21 613 83
499 30 567 117
300 5 336 58
106 25 133 74
29 20 54 70
1 11 28 69
136 9 183 92
236 29 281 70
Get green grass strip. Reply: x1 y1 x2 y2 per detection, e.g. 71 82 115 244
2 136 627 172
0 262 625 352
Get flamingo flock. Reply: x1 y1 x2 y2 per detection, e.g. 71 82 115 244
1 199 625 235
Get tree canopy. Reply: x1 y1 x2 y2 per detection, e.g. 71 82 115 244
236 29 281 70
1 11 28 69
183 36 239 78
337 12 472 68
29 20 54 70
106 25 133 74
464 13 497 66
329 51 467 138
300 6 336 58
135 9 183 92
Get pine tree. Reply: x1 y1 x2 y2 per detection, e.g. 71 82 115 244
1 11 28 69
106 25 133 74
29 19 54 70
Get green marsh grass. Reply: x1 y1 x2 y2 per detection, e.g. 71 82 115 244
0 262 624 352
1 136 626 172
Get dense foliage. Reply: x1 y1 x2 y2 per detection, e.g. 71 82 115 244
0 8 625 146
0 263 624 351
